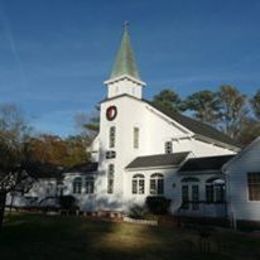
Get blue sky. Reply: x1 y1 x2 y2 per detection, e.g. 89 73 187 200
0 0 259 136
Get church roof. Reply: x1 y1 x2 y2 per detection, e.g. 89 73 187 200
178 154 235 173
101 93 239 149
110 24 140 80
126 152 189 169
67 162 98 173
148 102 239 148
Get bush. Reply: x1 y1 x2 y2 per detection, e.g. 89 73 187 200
59 195 78 211
128 204 147 219
145 196 171 215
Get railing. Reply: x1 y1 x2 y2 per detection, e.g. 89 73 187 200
177 201 227 218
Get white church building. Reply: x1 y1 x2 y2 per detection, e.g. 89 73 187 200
9 26 260 226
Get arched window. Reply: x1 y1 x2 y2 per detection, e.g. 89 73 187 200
85 176 94 194
73 177 82 194
181 177 200 210
109 126 116 148
206 177 225 203
150 173 164 195
132 174 145 194
107 164 114 194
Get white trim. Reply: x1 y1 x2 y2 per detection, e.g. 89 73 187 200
223 137 260 172
104 74 146 86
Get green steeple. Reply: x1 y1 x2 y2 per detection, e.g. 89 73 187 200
110 23 140 80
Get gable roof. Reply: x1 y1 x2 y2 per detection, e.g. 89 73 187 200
222 137 260 171
126 152 189 169
100 93 239 149
147 102 239 148
178 154 235 173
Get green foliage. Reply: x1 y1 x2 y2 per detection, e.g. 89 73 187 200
145 196 171 215
237 118 260 146
152 89 184 113
217 85 248 139
251 89 260 119
184 90 220 125
74 106 100 140
128 204 147 219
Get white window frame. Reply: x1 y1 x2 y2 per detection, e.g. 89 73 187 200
150 173 164 195
107 164 114 194
132 174 145 194
133 127 139 149
109 126 116 148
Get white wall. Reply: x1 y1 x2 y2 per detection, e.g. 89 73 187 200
106 77 144 99
125 168 225 217
93 94 236 212
225 139 260 222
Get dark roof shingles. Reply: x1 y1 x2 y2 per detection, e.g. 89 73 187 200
126 152 189 169
147 102 239 147
178 155 235 172
68 162 98 173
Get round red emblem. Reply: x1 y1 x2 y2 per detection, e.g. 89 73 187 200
106 106 117 121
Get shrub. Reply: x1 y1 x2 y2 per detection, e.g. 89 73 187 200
145 196 171 215
59 195 78 211
128 204 147 219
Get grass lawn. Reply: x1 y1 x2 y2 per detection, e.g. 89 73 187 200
0 213 259 260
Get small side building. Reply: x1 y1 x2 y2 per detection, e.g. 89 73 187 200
176 154 234 218
223 137 260 226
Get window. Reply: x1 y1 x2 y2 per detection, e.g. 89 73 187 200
133 127 139 149
165 141 172 154
107 164 114 194
109 126 116 148
85 176 94 194
46 183 53 195
206 178 225 203
206 185 214 203
132 174 145 194
106 151 116 159
150 173 164 195
182 185 189 209
181 177 200 210
248 172 260 201
56 181 64 197
192 185 199 210
73 177 82 194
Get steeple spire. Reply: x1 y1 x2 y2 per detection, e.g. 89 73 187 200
110 22 140 80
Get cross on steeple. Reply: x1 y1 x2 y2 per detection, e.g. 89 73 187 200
124 21 129 31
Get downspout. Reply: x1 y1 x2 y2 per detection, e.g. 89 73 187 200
224 169 237 230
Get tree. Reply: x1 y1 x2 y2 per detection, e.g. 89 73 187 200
251 89 260 119
184 90 220 125
64 135 90 167
27 134 90 168
237 118 260 146
74 107 100 140
152 89 184 113
0 104 31 230
217 85 248 139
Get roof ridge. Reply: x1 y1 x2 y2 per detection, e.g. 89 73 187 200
145 100 239 148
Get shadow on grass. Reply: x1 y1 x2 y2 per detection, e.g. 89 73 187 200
0 213 259 260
